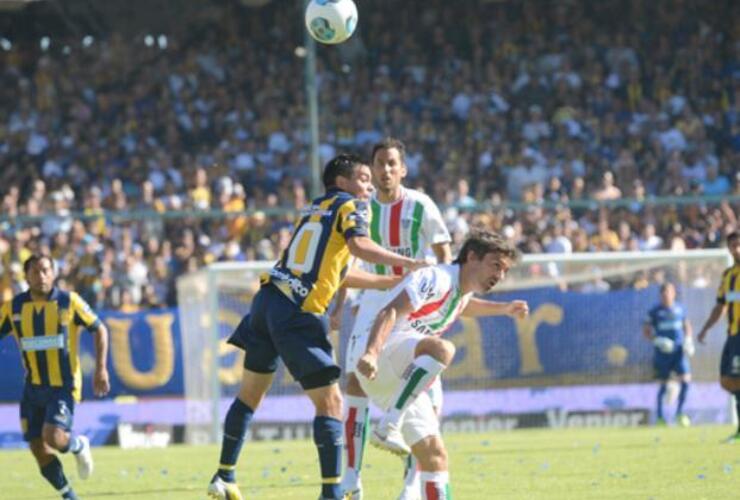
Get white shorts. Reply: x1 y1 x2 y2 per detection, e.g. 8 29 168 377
347 291 444 410
345 289 393 373
357 331 440 446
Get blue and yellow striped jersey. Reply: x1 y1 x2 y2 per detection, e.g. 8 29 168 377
0 287 101 401
717 264 740 336
266 188 369 314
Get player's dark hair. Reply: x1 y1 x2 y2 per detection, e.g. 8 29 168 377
454 230 520 265
322 154 366 189
728 231 740 244
371 137 407 164
23 254 55 274
660 282 675 293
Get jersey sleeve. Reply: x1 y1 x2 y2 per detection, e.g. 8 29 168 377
421 195 451 245
70 292 102 330
0 302 11 339
337 199 370 240
716 268 731 304
402 267 449 311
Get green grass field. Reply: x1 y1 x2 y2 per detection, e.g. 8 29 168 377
1 425 738 499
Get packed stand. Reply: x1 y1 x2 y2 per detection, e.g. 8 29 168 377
1 0 739 308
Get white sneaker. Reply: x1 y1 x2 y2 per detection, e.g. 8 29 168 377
342 478 363 500
207 475 244 500
74 435 93 480
370 421 410 456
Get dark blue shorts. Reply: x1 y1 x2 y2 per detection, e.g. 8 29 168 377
654 348 690 380
20 384 75 442
720 334 740 378
229 284 339 390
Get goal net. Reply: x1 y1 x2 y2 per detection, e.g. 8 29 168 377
177 249 731 443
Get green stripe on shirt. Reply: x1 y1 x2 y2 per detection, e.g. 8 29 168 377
370 199 386 275
411 201 424 258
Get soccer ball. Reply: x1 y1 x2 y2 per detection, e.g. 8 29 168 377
305 0 358 45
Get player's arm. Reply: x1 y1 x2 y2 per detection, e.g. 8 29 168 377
461 297 529 319
347 235 425 271
92 322 110 397
356 289 415 380
71 292 110 397
344 266 403 290
683 318 693 339
682 316 695 356
697 303 726 344
431 242 452 265
642 321 654 341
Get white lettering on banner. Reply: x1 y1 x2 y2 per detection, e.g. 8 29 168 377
20 335 65 351
545 409 646 428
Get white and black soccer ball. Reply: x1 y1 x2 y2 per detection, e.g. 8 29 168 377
305 0 358 45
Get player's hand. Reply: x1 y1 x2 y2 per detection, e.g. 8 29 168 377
697 330 708 345
506 300 529 320
357 353 378 380
94 367 110 397
406 259 428 272
683 337 696 357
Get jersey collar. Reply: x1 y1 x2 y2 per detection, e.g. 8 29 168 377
372 186 406 206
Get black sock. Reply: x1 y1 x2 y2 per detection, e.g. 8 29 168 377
735 392 740 434
40 457 75 498
314 416 343 499
217 398 254 483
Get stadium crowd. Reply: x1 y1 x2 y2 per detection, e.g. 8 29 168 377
1 0 738 309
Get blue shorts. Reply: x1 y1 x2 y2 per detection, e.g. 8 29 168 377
654 348 690 380
229 284 339 390
720 334 740 378
20 384 75 442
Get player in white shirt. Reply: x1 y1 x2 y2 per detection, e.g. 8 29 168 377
341 138 453 500
355 231 528 500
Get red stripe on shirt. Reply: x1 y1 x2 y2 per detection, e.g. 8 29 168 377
390 201 403 275
408 290 452 320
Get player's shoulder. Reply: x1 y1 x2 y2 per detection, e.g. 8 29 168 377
416 263 456 289
722 265 739 278
404 188 440 209
332 191 366 210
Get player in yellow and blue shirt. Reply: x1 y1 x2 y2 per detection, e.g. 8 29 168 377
643 283 694 427
698 230 740 442
0 255 110 499
208 154 425 500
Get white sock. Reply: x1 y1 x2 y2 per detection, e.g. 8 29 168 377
402 454 420 491
342 395 369 489
385 355 446 427
420 471 450 500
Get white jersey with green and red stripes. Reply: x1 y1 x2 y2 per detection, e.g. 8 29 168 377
366 187 450 276
392 264 473 337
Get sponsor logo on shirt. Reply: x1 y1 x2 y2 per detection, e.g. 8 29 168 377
20 335 65 352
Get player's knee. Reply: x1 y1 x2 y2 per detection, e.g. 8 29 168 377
416 338 456 366
310 384 343 418
42 427 67 451
418 437 448 471
345 372 366 397
721 377 740 393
